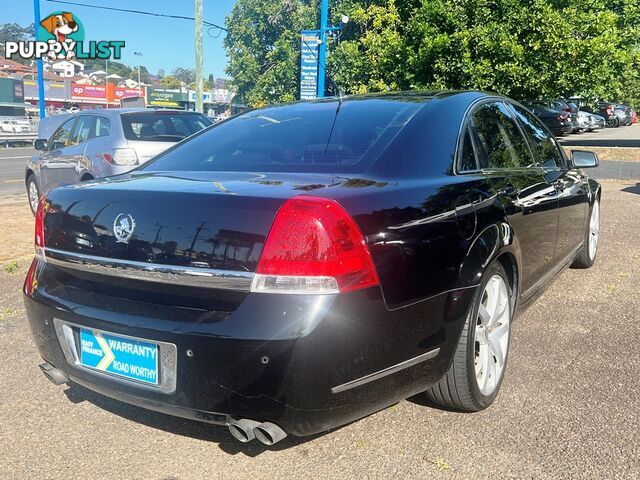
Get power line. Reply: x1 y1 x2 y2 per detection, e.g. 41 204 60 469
43 0 227 31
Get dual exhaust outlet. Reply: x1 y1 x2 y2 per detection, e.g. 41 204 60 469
39 363 287 446
227 418 287 446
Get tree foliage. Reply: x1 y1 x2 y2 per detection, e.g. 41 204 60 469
224 0 640 107
224 0 317 106
0 22 34 65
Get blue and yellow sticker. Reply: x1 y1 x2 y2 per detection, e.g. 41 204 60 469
79 329 158 385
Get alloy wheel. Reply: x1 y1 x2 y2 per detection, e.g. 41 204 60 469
28 180 39 213
589 199 600 261
474 274 510 396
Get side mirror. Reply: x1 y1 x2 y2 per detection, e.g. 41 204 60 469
571 150 599 168
34 139 48 151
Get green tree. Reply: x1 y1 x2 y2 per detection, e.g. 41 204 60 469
224 0 640 105
224 0 317 106
0 22 34 65
159 75 182 89
172 67 195 84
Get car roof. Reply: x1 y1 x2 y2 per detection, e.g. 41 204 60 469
66 108 201 116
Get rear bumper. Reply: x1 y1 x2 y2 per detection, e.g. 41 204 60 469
24 258 473 436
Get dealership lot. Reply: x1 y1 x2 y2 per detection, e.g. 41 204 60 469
0 180 638 479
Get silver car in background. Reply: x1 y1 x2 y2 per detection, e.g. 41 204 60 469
25 108 212 214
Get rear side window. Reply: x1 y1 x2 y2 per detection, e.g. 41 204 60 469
94 116 111 138
511 104 564 168
142 100 422 174
472 102 534 169
121 112 212 142
458 126 478 172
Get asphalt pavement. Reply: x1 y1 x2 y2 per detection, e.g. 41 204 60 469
558 123 640 147
0 180 639 479
0 147 33 197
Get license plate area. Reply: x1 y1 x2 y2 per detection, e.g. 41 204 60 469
54 319 177 394
79 328 159 385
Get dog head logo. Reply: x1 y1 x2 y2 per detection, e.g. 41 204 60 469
40 12 79 42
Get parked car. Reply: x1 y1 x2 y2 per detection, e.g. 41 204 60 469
0 120 18 133
525 100 579 133
596 102 619 126
0 119 29 134
25 108 213 215
576 110 591 132
587 113 606 131
24 91 602 446
614 105 633 126
522 102 573 136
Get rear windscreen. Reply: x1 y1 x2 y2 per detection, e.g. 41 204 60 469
121 112 212 142
142 99 422 173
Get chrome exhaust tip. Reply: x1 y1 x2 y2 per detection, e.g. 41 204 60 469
254 422 287 446
39 362 69 386
227 418 261 443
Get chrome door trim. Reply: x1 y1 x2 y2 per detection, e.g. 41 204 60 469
44 247 254 291
331 348 440 394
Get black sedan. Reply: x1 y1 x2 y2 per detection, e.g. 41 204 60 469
24 91 601 446
522 101 573 136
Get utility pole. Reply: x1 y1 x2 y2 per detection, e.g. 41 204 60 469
194 0 204 113
317 0 329 98
33 0 46 119
134 51 143 97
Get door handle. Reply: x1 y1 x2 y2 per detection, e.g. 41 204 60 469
497 185 520 198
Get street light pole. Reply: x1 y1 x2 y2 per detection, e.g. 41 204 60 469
33 0 46 118
194 0 204 113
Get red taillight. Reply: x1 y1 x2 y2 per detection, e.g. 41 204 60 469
252 196 380 294
35 197 45 253
24 258 38 296
98 153 114 164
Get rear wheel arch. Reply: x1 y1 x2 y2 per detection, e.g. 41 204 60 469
496 252 519 306
80 173 94 182
457 222 520 291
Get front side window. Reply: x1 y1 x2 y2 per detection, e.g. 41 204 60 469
49 118 76 150
472 102 534 169
511 104 564 168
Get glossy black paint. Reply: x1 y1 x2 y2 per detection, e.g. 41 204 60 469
24 91 600 437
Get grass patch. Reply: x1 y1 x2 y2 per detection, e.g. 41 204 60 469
3 261 18 274
563 147 640 162
0 307 19 321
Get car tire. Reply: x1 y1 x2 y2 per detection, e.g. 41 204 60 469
27 174 40 216
426 261 512 412
572 197 600 269
609 117 620 128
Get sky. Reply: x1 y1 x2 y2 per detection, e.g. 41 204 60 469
3 0 237 79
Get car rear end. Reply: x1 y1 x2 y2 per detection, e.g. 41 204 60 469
120 110 212 164
23 98 456 441
89 110 213 178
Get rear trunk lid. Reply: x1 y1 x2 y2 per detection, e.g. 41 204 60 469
126 139 177 165
42 171 312 273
